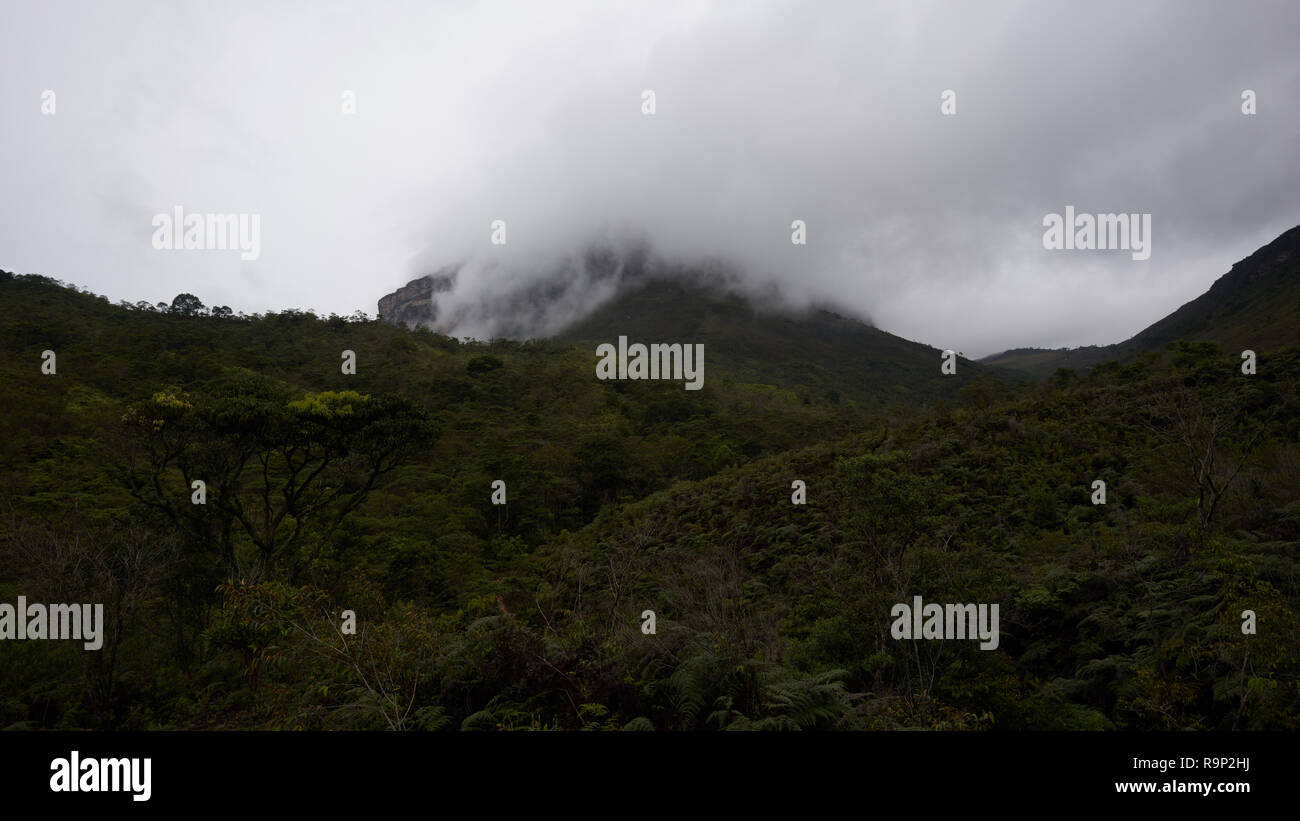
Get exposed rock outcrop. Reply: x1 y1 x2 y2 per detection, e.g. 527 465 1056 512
377 270 456 328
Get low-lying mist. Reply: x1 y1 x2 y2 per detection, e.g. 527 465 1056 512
400 238 866 341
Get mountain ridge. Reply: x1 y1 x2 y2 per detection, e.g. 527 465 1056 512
379 258 1001 407
982 224 1300 376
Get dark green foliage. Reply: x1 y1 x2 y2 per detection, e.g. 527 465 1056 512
556 278 1014 407
1 273 1297 730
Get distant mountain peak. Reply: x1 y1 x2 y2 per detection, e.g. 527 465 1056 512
377 242 661 338
377 268 457 329
375 243 860 341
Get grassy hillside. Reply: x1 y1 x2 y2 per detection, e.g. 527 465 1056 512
1131 225 1300 352
983 225 1300 377
1 270 1297 731
976 345 1129 376
555 277 1008 407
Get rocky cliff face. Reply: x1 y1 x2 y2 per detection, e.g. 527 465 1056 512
377 270 456 328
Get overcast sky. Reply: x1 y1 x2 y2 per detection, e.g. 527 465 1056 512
2 0 1297 357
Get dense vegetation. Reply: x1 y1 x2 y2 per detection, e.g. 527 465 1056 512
1 270 1297 731
556 277 998 407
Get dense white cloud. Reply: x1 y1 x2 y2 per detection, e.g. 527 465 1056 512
1 0 1297 356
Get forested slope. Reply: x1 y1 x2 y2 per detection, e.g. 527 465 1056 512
1 270 1297 731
